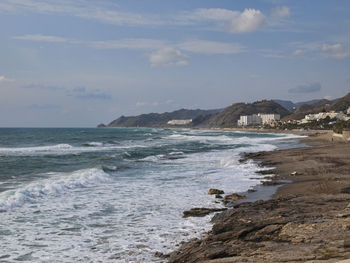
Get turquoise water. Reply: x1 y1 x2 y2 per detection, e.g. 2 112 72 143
0 128 301 262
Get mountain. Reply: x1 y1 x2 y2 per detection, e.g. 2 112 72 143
101 93 350 129
106 108 223 127
273 100 296 110
328 92 350 112
199 100 290 128
294 99 330 108
273 98 331 110
283 93 350 120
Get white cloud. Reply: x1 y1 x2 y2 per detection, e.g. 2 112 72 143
293 49 304 56
14 34 243 55
271 6 290 18
0 76 15 82
228 9 266 33
149 48 188 67
261 49 286 59
136 100 173 107
182 8 239 22
13 34 71 43
0 0 160 26
2 2 270 33
321 43 350 60
177 40 243 54
90 39 167 50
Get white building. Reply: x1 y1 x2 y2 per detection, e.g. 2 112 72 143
303 111 349 122
237 113 280 126
259 113 281 124
167 119 192 125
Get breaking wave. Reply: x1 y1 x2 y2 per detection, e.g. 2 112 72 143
0 168 110 211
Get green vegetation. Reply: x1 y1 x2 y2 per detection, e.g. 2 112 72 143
333 120 350 134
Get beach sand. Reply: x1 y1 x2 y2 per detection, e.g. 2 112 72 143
167 131 350 263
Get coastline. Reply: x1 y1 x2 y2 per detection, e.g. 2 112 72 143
167 130 350 262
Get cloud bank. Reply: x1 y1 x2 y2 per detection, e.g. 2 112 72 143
149 48 188 67
288 82 322 94
228 9 266 33
1 1 288 34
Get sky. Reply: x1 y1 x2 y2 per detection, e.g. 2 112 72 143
0 0 350 127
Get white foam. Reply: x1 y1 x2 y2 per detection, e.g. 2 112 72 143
85 141 103 147
0 129 302 262
0 142 148 156
0 168 110 211
0 144 73 155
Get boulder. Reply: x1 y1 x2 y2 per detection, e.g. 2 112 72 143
208 189 225 195
183 208 227 218
224 193 246 201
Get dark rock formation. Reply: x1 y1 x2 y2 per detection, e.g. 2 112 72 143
224 193 246 201
208 189 225 195
183 208 227 218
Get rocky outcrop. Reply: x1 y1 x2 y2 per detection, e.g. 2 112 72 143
223 193 246 201
169 140 350 262
208 189 224 195
169 195 350 262
183 208 227 218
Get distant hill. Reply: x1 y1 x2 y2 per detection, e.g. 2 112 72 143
100 93 350 128
198 100 290 128
106 108 223 127
273 98 331 110
283 93 350 120
328 92 350 112
273 100 296 110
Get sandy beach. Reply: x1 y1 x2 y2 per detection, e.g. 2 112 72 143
167 131 350 262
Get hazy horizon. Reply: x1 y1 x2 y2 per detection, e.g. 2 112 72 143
1 0 349 127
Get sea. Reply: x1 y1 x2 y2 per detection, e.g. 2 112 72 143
0 128 303 262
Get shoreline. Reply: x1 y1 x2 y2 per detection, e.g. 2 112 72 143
167 131 350 262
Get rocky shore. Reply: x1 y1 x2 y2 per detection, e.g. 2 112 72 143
166 132 350 262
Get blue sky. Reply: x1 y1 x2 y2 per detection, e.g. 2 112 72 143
0 0 349 127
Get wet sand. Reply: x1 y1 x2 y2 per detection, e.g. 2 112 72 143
167 131 350 262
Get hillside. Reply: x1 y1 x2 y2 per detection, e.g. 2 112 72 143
273 98 331 110
329 92 350 111
107 108 222 127
283 93 350 120
199 100 290 128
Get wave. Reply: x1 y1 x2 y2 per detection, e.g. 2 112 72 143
0 168 110 211
83 141 104 147
0 143 148 156
166 134 237 145
0 144 74 156
166 132 305 146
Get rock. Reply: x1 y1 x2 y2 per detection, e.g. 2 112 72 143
215 194 223 199
262 180 284 186
183 208 227 218
290 171 302 176
97 123 106 128
256 169 276 175
342 218 350 231
224 193 246 201
341 187 350 194
209 189 225 195
344 237 350 248
247 189 257 193
154 251 170 259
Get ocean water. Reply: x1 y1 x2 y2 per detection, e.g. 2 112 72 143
0 128 302 262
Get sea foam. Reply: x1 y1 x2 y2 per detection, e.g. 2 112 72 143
0 168 110 211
